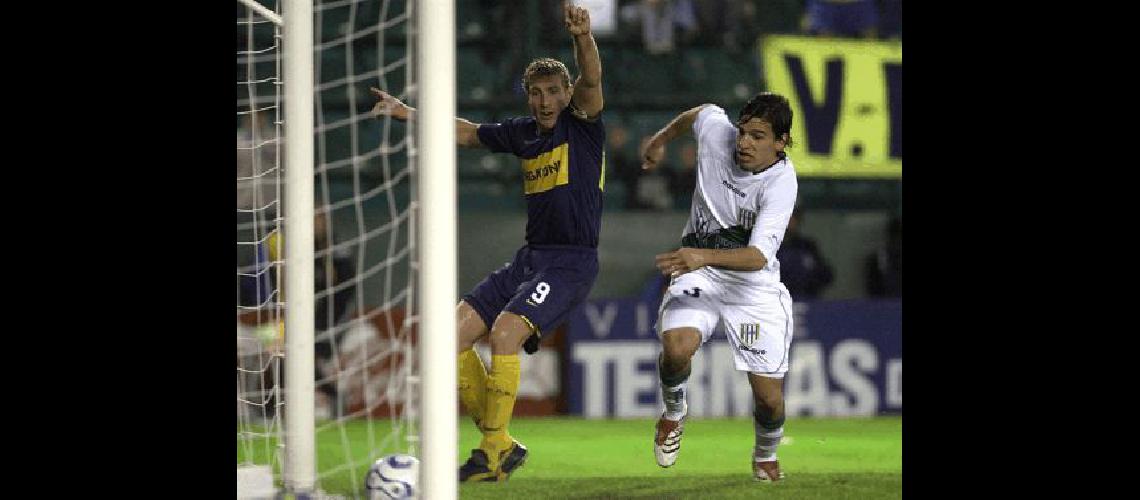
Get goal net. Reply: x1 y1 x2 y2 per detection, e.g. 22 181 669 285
236 0 439 497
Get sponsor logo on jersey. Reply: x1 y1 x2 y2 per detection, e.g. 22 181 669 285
722 180 747 198
522 143 571 194
525 162 561 182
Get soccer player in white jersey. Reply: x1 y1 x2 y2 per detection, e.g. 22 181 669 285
640 92 798 482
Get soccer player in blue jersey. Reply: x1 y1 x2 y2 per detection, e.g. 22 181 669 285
370 2 605 483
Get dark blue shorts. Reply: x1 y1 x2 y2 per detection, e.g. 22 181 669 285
462 245 599 335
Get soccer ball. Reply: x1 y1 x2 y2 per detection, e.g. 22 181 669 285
366 454 419 500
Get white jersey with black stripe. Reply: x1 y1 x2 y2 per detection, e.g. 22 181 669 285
680 105 799 291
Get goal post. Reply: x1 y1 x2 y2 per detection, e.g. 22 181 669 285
282 0 317 494
415 0 457 498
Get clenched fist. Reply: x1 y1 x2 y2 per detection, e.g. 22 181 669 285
564 2 591 36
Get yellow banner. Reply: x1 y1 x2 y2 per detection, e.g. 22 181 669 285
759 36 902 178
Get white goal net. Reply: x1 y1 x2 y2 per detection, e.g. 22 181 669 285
237 0 427 497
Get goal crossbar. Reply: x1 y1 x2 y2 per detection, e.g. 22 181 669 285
236 0 283 26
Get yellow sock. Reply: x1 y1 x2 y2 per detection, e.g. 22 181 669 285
457 348 488 430
481 354 521 460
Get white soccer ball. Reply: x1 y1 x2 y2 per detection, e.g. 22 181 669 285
366 454 420 500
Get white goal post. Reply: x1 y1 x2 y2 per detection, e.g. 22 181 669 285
415 0 457 498
280 0 317 494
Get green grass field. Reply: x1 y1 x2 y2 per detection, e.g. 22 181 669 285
241 416 901 499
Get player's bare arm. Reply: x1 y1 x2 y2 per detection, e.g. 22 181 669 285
565 3 603 119
655 247 767 277
370 87 484 149
641 104 711 170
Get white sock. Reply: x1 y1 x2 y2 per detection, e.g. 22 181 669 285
662 383 688 421
753 423 783 462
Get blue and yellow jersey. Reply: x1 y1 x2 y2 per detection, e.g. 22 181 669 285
476 105 605 248
260 230 283 301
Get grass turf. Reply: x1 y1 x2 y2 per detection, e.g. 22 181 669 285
240 416 901 499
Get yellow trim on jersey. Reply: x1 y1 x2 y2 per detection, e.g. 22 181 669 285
263 230 283 302
266 230 281 263
522 143 570 195
517 314 541 337
599 150 606 191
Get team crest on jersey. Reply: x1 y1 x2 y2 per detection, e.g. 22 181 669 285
739 323 760 347
738 208 756 230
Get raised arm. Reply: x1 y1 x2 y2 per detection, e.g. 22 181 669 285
640 104 711 170
369 87 484 149
565 3 603 119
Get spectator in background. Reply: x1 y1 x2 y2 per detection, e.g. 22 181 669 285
722 0 761 53
776 207 834 300
237 111 279 311
878 0 901 39
802 0 879 39
753 0 807 36
245 208 357 420
665 141 697 210
635 136 675 210
691 0 730 45
864 215 901 297
476 0 529 98
258 207 355 419
624 0 699 55
311 208 357 417
609 124 650 209
693 0 802 50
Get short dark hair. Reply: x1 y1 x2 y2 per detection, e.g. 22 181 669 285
738 92 793 148
522 58 571 91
